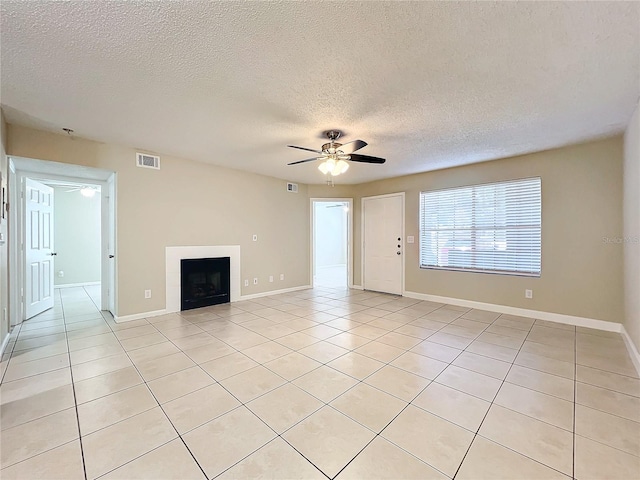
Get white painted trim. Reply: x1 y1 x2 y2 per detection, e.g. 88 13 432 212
310 198 353 288
0 332 12 357
350 284 364 290
114 309 168 323
55 281 101 289
10 160 117 323
165 245 241 313
361 192 405 295
239 285 311 301
621 325 640 376
403 290 622 333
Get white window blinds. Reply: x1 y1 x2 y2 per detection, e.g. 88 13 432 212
419 177 541 276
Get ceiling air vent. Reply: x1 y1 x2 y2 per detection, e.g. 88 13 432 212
286 182 298 193
136 153 160 170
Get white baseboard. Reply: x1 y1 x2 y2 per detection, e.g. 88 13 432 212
116 285 313 322
349 284 364 290
114 309 168 323
403 290 622 333
239 285 311 301
621 325 640 376
55 281 101 289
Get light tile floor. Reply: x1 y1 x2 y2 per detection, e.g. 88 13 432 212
1 286 639 479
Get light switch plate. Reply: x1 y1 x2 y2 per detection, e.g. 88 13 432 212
407 236 415 244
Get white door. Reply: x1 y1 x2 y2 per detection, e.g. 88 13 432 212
363 193 403 295
25 178 55 319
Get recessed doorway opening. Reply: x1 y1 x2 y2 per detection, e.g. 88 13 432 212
311 199 353 289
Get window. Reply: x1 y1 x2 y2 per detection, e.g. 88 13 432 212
419 177 541 276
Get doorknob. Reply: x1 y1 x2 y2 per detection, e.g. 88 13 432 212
109 255 115 259
397 251 401 255
50 252 57 256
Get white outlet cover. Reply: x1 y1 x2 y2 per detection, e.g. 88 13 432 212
407 236 415 244
145 289 152 299
244 280 249 287
253 278 258 285
280 274 284 280
252 234 258 241
269 276 273 282
525 289 533 299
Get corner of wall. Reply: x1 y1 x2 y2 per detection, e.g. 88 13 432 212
623 100 640 356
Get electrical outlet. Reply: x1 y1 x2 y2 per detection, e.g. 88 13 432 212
280 273 284 281
525 289 533 299
144 289 152 299
244 279 249 287
269 275 274 283
252 234 258 242
253 277 258 285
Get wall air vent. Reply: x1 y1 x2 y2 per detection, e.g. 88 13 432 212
286 182 298 193
136 153 160 170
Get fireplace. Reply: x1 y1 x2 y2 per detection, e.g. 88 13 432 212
181 257 230 310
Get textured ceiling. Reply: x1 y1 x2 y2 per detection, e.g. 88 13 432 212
1 2 639 185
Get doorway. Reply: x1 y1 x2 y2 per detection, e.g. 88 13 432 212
8 156 117 324
311 198 353 288
44 179 102 309
362 192 404 295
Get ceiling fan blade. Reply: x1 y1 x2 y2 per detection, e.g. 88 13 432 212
338 140 367 154
287 157 319 166
349 154 386 164
287 145 322 154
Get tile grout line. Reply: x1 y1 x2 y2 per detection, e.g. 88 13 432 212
95 313 212 480
450 313 537 480
60 288 90 480
6 287 636 478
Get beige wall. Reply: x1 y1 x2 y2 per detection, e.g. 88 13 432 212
314 138 624 324
52 186 102 286
624 102 640 350
7 125 310 316
0 112 9 347
7 124 625 325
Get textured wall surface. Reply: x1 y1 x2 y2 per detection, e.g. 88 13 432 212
1 2 638 185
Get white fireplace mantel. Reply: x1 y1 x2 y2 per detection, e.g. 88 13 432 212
165 245 241 313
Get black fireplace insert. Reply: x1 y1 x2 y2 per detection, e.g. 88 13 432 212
180 257 230 310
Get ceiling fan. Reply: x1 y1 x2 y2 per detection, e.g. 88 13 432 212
287 130 386 178
64 185 100 197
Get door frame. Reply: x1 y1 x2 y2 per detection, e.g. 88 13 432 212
310 198 354 288
361 192 406 295
8 157 117 323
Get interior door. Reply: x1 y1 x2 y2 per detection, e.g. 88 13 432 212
363 194 403 295
24 178 55 319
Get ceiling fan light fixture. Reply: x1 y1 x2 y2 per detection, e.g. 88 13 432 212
318 161 330 175
335 159 349 175
318 156 350 177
